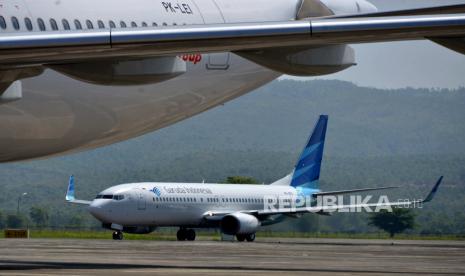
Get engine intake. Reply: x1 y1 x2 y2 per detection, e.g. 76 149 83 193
220 212 260 235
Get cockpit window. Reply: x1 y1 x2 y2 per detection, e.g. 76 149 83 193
113 195 124 201
95 194 113 199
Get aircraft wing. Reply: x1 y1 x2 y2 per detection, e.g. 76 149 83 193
311 186 398 197
2 8 465 67
65 175 92 205
203 176 443 219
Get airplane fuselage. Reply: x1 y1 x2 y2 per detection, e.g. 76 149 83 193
89 182 298 227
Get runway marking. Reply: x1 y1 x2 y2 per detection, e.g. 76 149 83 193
0 273 82 276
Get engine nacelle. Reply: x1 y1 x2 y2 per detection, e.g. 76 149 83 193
237 45 355 77
49 56 186 86
220 212 260 235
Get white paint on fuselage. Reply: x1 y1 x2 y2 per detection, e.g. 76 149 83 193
1 0 301 33
89 182 297 226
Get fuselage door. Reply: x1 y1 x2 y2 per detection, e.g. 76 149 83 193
137 192 146 210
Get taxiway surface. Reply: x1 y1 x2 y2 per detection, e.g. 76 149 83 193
1 238 464 275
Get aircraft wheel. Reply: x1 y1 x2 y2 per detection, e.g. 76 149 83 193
186 229 196 241
177 228 187 241
246 233 255 242
113 231 123 240
236 234 246 242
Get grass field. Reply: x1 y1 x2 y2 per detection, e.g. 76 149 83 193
1 229 464 241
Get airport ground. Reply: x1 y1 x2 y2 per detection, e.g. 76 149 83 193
0 238 464 275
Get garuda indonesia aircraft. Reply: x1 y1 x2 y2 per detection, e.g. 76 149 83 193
1 1 465 163
66 115 443 241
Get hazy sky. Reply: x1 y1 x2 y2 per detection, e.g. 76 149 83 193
285 0 465 89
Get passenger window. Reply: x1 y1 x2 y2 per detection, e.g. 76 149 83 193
0 16 6 29
131 21 137 27
97 20 105 29
120 21 126 28
86 20 93 29
50 19 58 30
74 19 82 30
173 22 177 26
109 20 116 28
141 22 147 27
11 17 20 30
152 22 158 27
24 18 33 31
162 22 167 26
37 18 46 31
62 19 70 30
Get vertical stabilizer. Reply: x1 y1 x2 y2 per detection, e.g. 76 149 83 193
290 115 328 188
66 175 75 201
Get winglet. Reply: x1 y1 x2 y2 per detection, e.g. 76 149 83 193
423 176 443 203
66 175 75 201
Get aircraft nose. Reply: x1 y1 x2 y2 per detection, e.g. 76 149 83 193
88 200 107 220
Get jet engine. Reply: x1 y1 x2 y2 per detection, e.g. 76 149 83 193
48 56 186 86
220 212 260 235
237 45 355 77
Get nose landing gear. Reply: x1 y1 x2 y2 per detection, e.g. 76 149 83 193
176 228 196 241
112 231 123 240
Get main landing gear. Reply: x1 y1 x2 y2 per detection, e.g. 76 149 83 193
176 228 196 241
236 233 255 242
112 231 123 240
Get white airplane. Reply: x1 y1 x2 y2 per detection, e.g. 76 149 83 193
1 1 465 163
66 115 443 241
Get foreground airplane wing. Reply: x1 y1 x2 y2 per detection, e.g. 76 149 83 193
204 176 443 219
1 13 465 66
